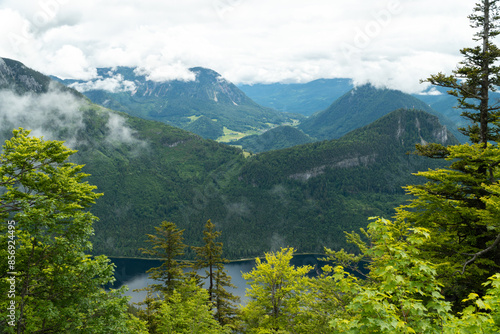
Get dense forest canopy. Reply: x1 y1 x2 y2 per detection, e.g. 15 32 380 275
2 1 500 332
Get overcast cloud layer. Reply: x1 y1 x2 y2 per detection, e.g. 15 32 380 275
0 0 477 93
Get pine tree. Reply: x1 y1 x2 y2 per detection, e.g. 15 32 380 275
192 220 222 302
213 262 240 327
140 221 189 297
135 221 189 333
403 0 500 307
423 0 500 145
191 220 240 328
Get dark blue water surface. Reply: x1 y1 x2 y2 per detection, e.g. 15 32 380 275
109 254 326 305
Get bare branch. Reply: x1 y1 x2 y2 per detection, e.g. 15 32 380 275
459 233 500 275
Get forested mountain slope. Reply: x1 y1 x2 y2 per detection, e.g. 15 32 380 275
299 84 441 140
0 58 457 259
0 57 247 257
232 125 315 153
54 66 300 140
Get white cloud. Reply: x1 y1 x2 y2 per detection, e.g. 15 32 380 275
0 0 479 93
105 113 147 153
46 45 97 80
134 58 196 82
69 74 136 92
417 87 443 96
0 81 147 151
0 83 85 147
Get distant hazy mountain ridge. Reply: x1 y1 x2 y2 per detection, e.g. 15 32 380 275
238 78 354 116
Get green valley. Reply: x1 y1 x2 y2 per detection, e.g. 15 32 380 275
54 66 300 141
0 57 457 259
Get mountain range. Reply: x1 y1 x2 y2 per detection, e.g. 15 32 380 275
240 80 471 143
53 66 301 141
0 57 458 259
62 66 469 149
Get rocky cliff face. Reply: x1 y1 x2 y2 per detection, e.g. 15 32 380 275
0 57 84 98
0 58 48 93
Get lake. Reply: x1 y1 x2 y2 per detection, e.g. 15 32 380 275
109 254 326 305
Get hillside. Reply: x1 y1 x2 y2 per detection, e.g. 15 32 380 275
232 125 315 153
0 58 247 257
298 84 440 140
221 108 458 255
0 58 458 259
0 57 83 97
240 78 469 143
54 66 300 140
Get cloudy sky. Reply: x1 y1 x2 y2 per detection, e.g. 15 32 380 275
0 0 477 93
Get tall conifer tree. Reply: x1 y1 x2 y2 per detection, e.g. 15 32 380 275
140 221 188 297
401 0 500 307
135 221 189 333
191 220 240 327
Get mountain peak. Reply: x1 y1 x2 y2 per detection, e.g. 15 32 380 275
344 108 458 149
299 85 435 140
0 57 50 94
55 65 292 137
189 67 223 79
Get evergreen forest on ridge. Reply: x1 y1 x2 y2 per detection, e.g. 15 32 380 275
0 56 457 259
3 1 500 332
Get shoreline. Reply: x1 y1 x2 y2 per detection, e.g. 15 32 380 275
105 252 327 264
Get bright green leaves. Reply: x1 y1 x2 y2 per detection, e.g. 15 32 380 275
0 128 102 251
326 217 452 334
157 279 231 334
322 216 500 333
442 273 500 333
397 142 500 304
0 128 133 333
241 247 312 333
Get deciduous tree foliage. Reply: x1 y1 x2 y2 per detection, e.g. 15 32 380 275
0 128 144 333
323 217 500 333
241 247 312 333
398 143 500 306
325 217 452 333
156 278 232 334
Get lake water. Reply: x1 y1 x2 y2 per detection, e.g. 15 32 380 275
109 254 325 305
